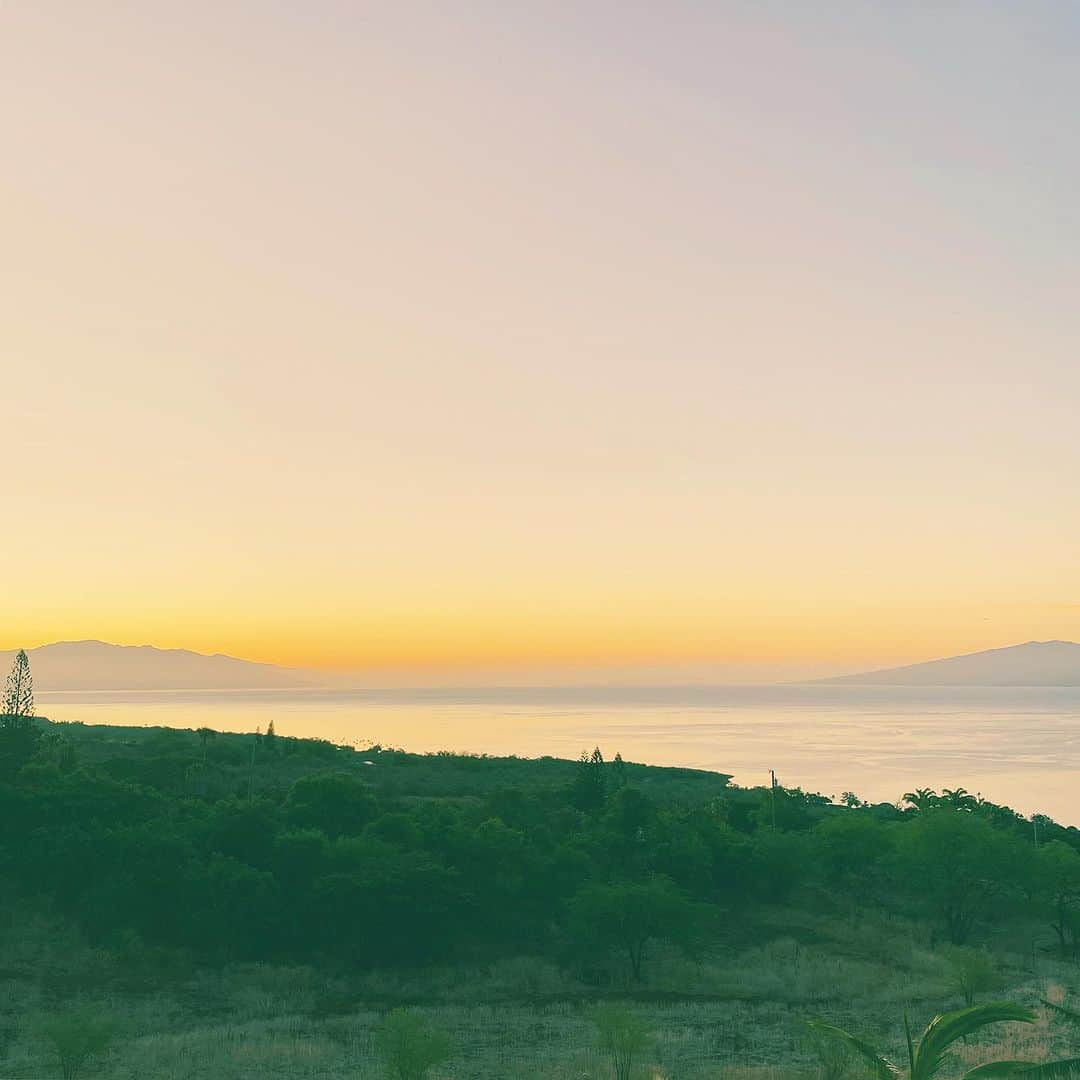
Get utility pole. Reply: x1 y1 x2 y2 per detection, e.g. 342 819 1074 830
248 727 260 802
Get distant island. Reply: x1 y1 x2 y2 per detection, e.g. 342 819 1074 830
0 640 312 691
13 638 1080 692
819 639 1080 686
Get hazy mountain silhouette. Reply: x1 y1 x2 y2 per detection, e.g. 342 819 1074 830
0 641 313 691
819 640 1080 686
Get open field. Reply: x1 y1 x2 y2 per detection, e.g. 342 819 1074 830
2 904 1079 1078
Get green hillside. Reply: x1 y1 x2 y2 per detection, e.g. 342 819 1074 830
1 716 1079 1078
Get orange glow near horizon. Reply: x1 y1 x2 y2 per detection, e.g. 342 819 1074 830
4 595 1077 682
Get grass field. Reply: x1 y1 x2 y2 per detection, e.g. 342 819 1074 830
2 903 1078 1078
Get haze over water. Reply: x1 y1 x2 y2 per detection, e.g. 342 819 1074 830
39 685 1080 823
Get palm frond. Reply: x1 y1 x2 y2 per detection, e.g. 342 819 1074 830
802 1019 901 1080
1043 1001 1080 1027
916 1004 1036 1080
963 1062 1045 1079
990 1059 1080 1080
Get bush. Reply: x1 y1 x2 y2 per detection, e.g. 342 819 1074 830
35 1007 117 1080
945 945 1001 1005
376 1008 454 1080
592 1004 651 1080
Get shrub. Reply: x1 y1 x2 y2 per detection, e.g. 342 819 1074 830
592 1004 651 1080
945 945 1001 1006
36 1007 117 1080
375 1008 454 1080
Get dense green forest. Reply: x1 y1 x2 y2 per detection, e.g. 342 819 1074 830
4 657 1080 1076
5 714 1080 971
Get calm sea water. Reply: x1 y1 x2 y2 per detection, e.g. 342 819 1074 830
36 685 1080 822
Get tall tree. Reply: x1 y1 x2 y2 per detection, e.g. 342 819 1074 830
569 747 607 812
611 752 628 790
0 649 39 778
3 649 33 719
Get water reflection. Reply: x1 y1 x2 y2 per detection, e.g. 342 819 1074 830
36 684 1080 821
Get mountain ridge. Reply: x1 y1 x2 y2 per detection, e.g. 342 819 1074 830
818 640 1080 686
0 640 313 691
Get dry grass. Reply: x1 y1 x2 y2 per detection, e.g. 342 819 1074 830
2 908 1080 1078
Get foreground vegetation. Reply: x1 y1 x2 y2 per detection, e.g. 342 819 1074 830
5 656 1080 1076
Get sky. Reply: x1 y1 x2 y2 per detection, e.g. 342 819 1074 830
4 2 1080 683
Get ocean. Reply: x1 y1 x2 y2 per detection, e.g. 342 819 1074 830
36 684 1080 822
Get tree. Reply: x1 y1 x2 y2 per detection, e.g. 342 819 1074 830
376 1008 454 1080
196 726 215 759
284 771 378 837
611 752 628 790
604 786 657 844
568 877 695 982
569 747 607 812
804 1002 1035 1080
903 789 940 813
941 788 979 813
892 811 1026 945
592 1005 651 1080
3 649 33 719
193 727 217 797
0 649 40 779
310 856 465 966
193 853 278 957
273 828 328 889
813 814 892 911
1033 841 1080 959
750 827 808 903
750 784 821 831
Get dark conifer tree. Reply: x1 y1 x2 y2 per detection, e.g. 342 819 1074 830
611 752 628 790
570 746 608 812
3 649 33 720
0 649 39 779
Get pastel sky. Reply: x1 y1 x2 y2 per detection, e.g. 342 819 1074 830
5 3 1079 682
